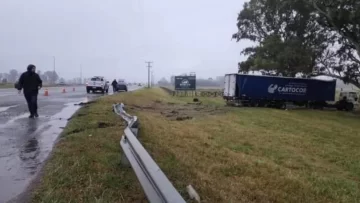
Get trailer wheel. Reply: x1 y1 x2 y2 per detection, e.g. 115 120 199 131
345 102 354 111
258 100 266 107
249 100 257 107
275 102 285 109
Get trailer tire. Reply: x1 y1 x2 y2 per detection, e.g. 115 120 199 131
345 102 354 111
275 102 285 109
257 100 266 107
249 100 257 107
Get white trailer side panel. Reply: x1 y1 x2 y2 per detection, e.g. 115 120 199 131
223 74 237 97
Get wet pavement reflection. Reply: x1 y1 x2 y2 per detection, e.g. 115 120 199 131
0 86 141 202
0 90 104 203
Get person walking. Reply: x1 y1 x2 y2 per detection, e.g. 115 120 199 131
111 79 118 92
17 64 42 118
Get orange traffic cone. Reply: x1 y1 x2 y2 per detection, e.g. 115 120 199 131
44 88 49 96
62 88 66 93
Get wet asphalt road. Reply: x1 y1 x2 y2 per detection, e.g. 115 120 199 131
0 86 139 203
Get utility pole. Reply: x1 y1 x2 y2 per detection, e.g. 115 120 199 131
80 64 83 84
151 71 154 87
53 56 56 72
53 56 56 84
145 61 153 88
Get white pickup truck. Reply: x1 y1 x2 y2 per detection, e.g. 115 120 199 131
86 76 109 94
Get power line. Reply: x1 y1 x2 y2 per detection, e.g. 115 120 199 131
145 61 153 88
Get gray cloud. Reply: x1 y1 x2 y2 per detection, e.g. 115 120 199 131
0 0 252 82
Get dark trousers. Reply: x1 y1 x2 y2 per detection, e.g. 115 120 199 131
24 94 38 115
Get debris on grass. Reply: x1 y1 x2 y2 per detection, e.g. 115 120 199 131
187 185 200 203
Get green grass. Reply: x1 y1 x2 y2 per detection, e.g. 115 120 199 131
31 99 147 202
0 83 14 89
32 88 360 203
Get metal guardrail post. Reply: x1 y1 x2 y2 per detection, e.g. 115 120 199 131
113 103 186 203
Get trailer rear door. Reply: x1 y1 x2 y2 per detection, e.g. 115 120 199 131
224 74 237 97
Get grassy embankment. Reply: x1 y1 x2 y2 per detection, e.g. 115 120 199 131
0 83 14 89
32 88 360 203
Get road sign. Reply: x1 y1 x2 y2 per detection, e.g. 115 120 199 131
174 76 196 90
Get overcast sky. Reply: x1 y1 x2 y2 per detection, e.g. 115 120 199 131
0 0 253 82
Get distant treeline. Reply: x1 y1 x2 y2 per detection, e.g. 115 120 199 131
0 69 61 84
158 76 224 87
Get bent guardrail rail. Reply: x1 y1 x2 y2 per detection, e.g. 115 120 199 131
113 103 186 203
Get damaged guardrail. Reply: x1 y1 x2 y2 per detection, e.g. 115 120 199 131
113 103 186 203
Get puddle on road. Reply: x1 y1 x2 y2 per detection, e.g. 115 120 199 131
0 98 90 203
0 105 19 112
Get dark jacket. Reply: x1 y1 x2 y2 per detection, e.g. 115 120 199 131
111 80 118 87
18 68 42 95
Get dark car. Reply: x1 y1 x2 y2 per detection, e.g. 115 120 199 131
115 79 128 92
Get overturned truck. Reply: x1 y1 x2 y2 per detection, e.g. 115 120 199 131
223 74 358 111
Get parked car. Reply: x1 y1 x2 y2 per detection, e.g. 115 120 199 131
58 81 66 86
115 79 128 92
86 76 109 93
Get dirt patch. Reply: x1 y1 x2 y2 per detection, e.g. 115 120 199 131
67 113 86 121
97 122 114 128
175 116 193 121
129 100 227 121
77 113 86 117
74 101 96 106
128 104 155 110
67 128 84 135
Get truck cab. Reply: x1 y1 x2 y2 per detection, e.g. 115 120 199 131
336 91 359 111
339 91 358 103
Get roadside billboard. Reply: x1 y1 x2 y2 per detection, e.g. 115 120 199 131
174 76 196 90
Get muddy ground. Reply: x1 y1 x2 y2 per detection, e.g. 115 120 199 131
127 99 227 121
